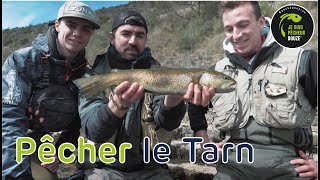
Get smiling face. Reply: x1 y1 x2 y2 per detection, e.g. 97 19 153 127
109 24 147 60
55 17 94 59
222 3 265 56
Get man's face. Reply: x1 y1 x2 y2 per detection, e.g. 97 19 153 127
222 3 265 56
109 24 147 60
55 17 94 56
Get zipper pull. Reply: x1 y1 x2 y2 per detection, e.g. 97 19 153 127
258 79 263 91
248 74 252 90
65 59 70 81
131 61 136 69
271 62 282 68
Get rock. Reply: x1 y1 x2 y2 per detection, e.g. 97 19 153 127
167 159 216 180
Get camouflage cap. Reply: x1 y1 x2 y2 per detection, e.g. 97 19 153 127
112 10 148 33
57 1 100 29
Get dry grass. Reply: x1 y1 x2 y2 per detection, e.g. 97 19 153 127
2 2 317 66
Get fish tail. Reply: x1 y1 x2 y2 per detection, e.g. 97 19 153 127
73 75 106 100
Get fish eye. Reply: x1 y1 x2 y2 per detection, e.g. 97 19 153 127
223 76 229 80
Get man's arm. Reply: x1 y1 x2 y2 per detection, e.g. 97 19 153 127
78 92 124 143
154 83 215 131
188 104 209 134
299 49 317 108
153 95 186 131
2 52 34 179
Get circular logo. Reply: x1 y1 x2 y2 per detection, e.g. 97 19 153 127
271 4 314 48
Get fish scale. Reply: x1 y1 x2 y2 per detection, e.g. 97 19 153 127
73 67 237 100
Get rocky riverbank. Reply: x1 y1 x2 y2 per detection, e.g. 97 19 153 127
55 112 318 179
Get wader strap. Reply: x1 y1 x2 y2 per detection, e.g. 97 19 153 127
36 54 51 88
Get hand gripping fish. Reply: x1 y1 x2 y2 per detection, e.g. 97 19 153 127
73 67 237 100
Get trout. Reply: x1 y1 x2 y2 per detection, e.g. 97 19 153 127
73 67 236 100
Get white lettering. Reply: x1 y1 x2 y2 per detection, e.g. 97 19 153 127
288 36 301 41
67 6 93 17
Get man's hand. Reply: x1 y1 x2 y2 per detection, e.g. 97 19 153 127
41 155 60 173
114 81 145 105
108 81 144 117
290 150 318 180
165 83 215 108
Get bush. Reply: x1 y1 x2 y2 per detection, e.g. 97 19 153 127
176 22 196 51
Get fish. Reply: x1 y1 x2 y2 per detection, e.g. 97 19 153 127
279 13 302 37
73 67 237 100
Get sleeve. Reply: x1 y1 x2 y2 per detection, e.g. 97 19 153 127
78 92 124 143
153 95 186 131
2 52 34 179
298 49 317 108
187 63 213 134
187 103 209 133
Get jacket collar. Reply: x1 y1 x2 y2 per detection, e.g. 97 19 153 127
32 26 88 76
107 46 153 69
226 43 280 74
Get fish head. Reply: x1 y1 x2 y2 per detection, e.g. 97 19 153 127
288 13 302 23
199 71 236 93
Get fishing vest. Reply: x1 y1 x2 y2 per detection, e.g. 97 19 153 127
210 47 316 131
28 54 81 133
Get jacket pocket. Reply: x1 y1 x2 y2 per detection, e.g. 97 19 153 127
264 101 296 128
211 92 239 130
30 84 79 133
33 97 78 132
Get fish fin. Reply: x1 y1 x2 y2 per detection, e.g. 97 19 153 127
73 76 105 100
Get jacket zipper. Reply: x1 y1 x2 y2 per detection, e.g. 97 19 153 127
248 66 253 116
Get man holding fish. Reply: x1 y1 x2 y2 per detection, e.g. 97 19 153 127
188 1 318 179
74 10 236 179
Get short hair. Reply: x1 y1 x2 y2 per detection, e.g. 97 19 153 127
219 1 261 20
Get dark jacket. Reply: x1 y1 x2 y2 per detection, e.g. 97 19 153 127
2 26 87 179
78 46 186 171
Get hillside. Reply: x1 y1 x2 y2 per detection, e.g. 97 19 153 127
2 2 318 179
2 1 318 68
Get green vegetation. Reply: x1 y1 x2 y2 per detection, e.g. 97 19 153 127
2 1 318 67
